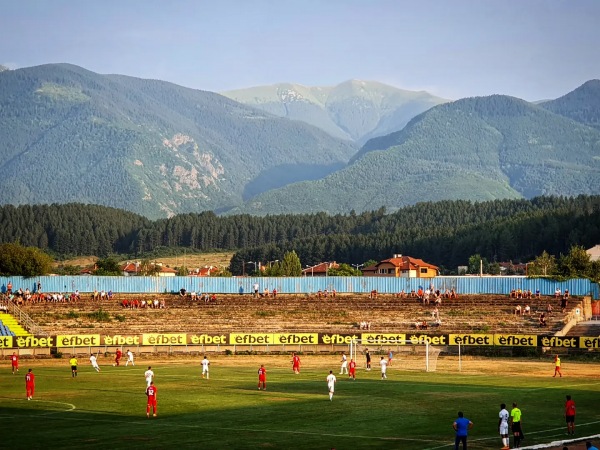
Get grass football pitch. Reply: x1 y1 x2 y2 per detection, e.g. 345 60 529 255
1 354 599 449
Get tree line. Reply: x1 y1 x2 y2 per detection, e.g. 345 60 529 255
0 196 599 278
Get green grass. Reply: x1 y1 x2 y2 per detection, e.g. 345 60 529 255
1 356 599 449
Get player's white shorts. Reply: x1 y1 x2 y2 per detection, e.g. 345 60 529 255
202 368 209 374
328 383 335 392
499 423 508 435
381 367 387 374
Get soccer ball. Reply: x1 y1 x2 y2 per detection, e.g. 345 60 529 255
113 363 116 366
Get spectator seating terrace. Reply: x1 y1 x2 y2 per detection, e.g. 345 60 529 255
19 293 570 336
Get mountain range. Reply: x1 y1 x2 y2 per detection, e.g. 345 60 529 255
222 80 448 145
1 63 599 218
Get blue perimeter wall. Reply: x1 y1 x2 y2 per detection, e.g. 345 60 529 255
1 276 598 299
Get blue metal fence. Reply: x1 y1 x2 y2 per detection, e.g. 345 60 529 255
0 276 597 298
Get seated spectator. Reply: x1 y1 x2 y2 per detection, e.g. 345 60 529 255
514 305 522 315
317 290 323 298
179 288 187 297
431 307 439 320
100 290 106 300
539 312 547 327
450 289 457 299
524 290 532 299
420 320 428 330
73 290 80 301
396 290 406 298
92 290 99 301
140 300 147 308
510 289 516 298
432 318 442 328
434 296 442 306
546 303 553 314
444 289 451 298
523 304 531 315
153 299 159 308
409 289 416 298
535 289 541 298
555 288 561 298
210 294 217 303
423 288 431 305
323 289 329 298
160 299 166 309
272 288 277 298
107 290 113 300
416 288 424 301
190 291 197 300
370 290 378 299
133 299 140 309
414 321 422 330
516 289 523 299
564 289 570 299
121 299 129 308
331 289 336 298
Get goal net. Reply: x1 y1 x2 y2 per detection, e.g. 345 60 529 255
350 339 443 372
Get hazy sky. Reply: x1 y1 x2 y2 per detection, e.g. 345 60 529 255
2 0 599 101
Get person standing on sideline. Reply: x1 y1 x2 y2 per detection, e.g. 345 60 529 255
69 356 78 377
499 403 510 450
11 352 19 374
145 366 155 387
586 442 599 450
326 370 337 401
115 348 122 366
89 354 101 372
565 395 576 436
201 355 210 379
126 349 135 366
510 402 524 448
379 356 388 379
554 354 563 377
339 352 348 374
365 348 371 370
257 364 267 390
388 348 393 366
146 381 157 417
25 368 35 400
348 358 356 380
453 411 473 450
292 352 301 374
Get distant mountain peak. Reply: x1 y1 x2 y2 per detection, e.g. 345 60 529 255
222 80 448 144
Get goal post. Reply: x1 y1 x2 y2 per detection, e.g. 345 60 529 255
350 338 448 372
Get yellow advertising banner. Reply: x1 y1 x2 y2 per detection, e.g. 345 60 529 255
101 335 141 346
142 333 186 345
14 336 54 348
271 333 318 345
360 333 407 344
0 336 14 348
579 336 600 349
56 334 101 347
493 334 536 346
188 334 228 345
449 334 493 346
538 336 579 348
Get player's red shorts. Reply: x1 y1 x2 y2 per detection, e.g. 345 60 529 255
349 369 356 376
293 364 299 371
26 383 35 395
147 398 157 407
259 376 266 382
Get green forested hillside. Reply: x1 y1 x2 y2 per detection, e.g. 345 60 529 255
1 197 598 273
540 79 600 130
0 64 357 218
222 80 448 144
235 94 600 215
